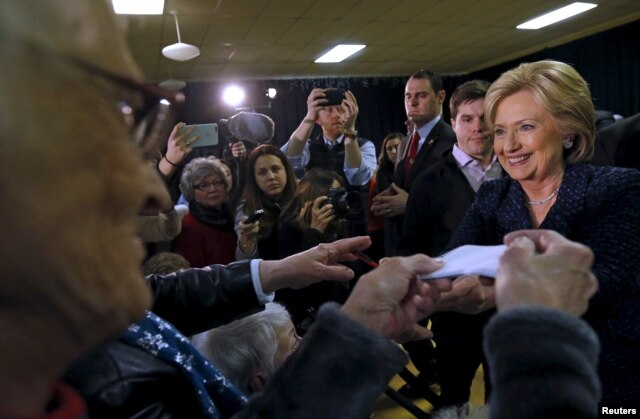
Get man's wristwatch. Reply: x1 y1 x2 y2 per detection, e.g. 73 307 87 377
344 130 358 140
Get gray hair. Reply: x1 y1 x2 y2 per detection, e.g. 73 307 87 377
433 403 489 419
191 303 293 395
179 156 229 202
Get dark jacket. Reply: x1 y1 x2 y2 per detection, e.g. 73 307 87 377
307 135 370 192
393 119 456 192
397 149 475 257
64 261 261 418
385 119 455 255
484 307 600 419
63 263 407 419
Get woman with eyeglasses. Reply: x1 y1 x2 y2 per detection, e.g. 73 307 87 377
235 145 297 261
173 157 236 267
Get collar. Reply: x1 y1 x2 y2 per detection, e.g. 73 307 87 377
452 144 498 169
323 134 344 148
415 115 441 140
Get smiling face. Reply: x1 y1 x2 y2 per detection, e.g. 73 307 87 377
452 98 493 165
255 154 288 199
493 90 565 185
404 77 445 128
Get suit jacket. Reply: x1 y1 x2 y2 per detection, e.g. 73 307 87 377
449 163 640 404
393 119 456 192
591 112 640 169
384 120 455 255
396 150 476 257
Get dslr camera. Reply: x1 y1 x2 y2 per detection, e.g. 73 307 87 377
324 187 363 220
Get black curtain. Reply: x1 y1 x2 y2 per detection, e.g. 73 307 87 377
466 19 640 118
175 18 640 157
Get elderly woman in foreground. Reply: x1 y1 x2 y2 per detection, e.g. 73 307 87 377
442 60 640 404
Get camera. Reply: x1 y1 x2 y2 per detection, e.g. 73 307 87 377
324 88 346 106
324 187 362 220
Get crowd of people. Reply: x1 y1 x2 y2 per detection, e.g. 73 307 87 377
2 1 639 418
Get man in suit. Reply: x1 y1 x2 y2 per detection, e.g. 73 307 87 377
371 69 456 256
591 112 640 169
398 80 502 405
282 88 376 235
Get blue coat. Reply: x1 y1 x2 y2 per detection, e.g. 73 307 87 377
449 163 640 404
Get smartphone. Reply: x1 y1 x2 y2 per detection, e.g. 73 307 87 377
324 88 345 106
181 123 219 147
245 209 265 224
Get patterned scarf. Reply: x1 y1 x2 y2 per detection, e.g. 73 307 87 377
122 312 247 418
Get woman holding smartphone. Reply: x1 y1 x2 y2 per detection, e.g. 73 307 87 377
235 145 297 260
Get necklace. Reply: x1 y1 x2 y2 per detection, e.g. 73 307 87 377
527 186 560 205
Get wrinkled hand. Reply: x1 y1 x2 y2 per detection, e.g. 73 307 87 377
310 196 335 232
371 184 408 217
230 141 247 160
305 88 327 121
165 122 198 165
498 230 598 316
435 275 496 314
259 236 371 293
342 255 451 342
341 90 359 133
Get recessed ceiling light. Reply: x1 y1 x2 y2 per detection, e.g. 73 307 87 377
112 0 164 15
517 2 597 30
315 44 366 63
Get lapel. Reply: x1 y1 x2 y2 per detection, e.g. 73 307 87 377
408 120 445 180
539 164 587 233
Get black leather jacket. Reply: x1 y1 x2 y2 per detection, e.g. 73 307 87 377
63 260 261 419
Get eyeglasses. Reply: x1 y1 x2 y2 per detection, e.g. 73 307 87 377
48 46 186 160
194 180 226 192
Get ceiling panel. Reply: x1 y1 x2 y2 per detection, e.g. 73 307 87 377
116 0 640 83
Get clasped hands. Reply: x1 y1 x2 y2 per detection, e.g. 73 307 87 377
371 183 408 218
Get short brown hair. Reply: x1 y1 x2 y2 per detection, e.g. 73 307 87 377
449 80 490 119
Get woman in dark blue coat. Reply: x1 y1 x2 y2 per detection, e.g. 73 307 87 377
443 60 640 405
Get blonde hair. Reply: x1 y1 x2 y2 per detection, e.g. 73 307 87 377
484 60 595 164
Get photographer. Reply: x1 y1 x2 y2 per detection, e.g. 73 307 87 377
281 88 376 236
275 169 353 333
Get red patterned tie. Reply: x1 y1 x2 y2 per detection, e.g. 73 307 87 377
403 131 420 184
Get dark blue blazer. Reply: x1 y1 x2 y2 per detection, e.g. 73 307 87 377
449 163 640 404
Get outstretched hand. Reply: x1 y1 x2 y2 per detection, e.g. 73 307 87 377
342 255 451 342
258 236 371 293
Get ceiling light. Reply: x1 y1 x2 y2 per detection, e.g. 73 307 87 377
159 79 187 91
517 2 597 30
112 0 164 15
162 12 200 61
266 88 277 99
223 86 245 106
315 44 366 63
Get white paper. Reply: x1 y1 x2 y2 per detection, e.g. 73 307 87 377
419 244 507 280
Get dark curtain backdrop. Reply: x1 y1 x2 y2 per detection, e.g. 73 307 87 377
175 18 640 158
466 18 640 118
